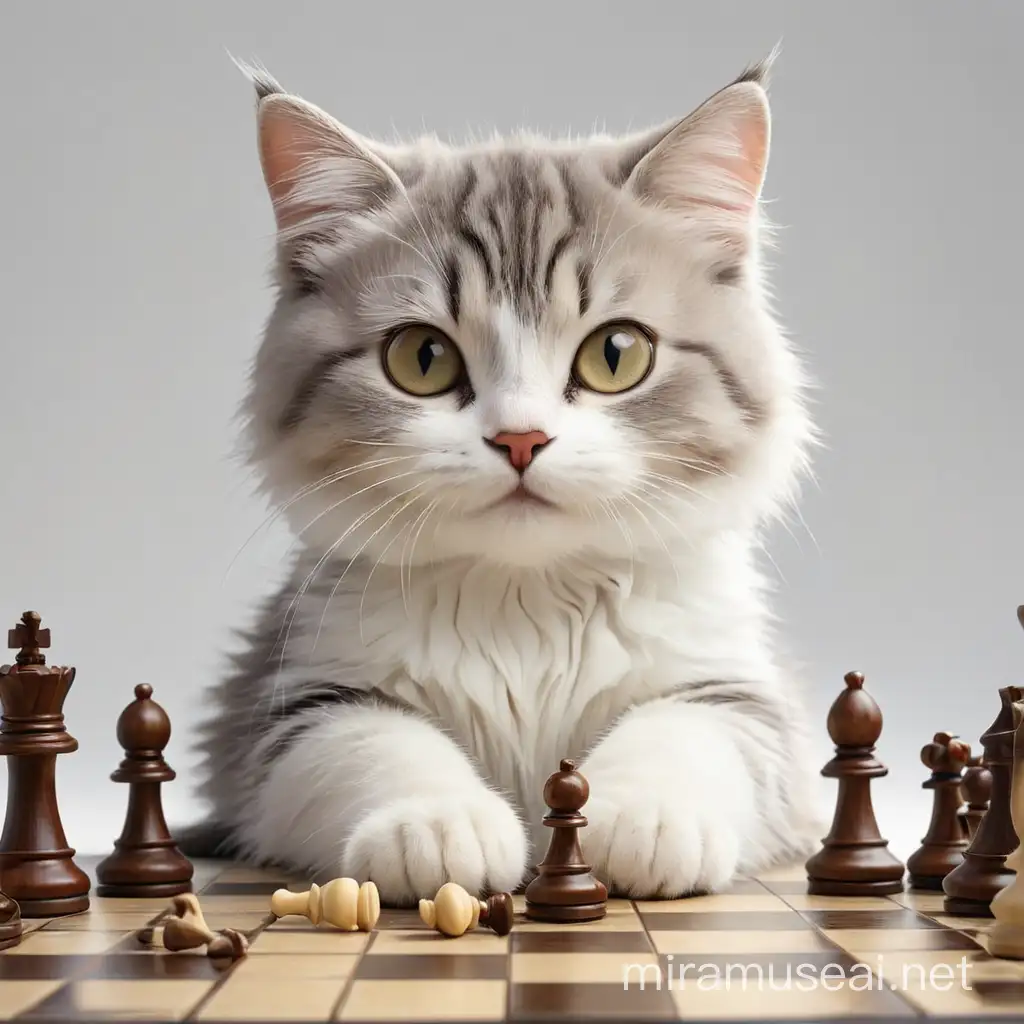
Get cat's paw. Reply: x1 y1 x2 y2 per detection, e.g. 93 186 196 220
579 785 741 898
341 790 528 905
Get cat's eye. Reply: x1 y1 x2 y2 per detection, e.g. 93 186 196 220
383 325 464 397
572 323 653 394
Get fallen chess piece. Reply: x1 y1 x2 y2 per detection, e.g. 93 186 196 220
270 878 379 932
161 893 248 960
0 889 23 951
419 882 514 937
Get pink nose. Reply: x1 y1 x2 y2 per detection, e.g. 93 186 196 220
486 431 551 472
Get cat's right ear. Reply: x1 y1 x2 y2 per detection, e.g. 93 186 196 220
255 92 402 240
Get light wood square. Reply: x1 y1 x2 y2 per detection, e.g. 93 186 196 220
6 930 127 955
212 866 294 884
650 930 833 956
670 978 913 1020
512 951 659 983
0 981 62 1021
637 894 791 913
249 930 369 955
754 862 808 883
63 980 212 1019
369 929 508 955
338 980 505 1021
230 954 359 981
889 892 948 913
43 910 157 931
199 977 343 1021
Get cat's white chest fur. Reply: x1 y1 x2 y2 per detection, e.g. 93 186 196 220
296 537 775 827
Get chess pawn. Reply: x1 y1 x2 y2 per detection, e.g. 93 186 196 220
961 757 993 841
419 882 514 937
0 611 91 916
805 671 905 896
271 878 380 931
525 759 608 922
989 698 1024 957
907 732 972 889
96 684 194 897
943 684 1022 916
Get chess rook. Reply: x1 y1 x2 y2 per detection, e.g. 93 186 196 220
907 732 971 890
0 612 90 916
524 759 607 922
96 684 194 897
944 684 1023 917
806 671 905 896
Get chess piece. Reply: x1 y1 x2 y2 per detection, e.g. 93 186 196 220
419 882 513 937
907 732 972 889
524 758 608 922
0 888 22 950
0 611 90 916
805 671 905 896
960 756 993 841
988 697 1024 957
161 894 248 959
271 878 380 932
95 684 194 897
943 683 1022 916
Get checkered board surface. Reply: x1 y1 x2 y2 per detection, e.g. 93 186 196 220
3 859 1024 1022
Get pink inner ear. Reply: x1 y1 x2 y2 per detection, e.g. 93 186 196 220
258 98 332 231
702 108 769 214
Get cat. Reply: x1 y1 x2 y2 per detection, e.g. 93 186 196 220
188 54 823 905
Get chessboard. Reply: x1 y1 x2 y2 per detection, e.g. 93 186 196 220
2 856 1024 1023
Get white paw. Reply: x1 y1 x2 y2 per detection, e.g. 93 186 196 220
341 790 528 905
579 784 741 898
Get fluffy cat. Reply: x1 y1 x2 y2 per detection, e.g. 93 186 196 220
190 55 822 904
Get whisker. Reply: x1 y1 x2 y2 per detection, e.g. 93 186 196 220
312 484 432 654
284 470 422 559
400 498 440 613
222 455 422 580
358 518 415 645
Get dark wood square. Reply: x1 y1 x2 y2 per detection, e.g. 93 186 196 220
85 952 230 980
802 908 943 930
356 953 507 979
0 953 101 980
642 910 812 931
513 930 653 954
510 981 676 1019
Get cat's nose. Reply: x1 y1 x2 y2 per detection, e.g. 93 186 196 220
485 430 551 472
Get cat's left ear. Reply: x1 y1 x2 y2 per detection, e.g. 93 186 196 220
618 70 771 235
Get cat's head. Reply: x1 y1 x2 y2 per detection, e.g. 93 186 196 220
241 59 812 571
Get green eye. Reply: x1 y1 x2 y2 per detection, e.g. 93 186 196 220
573 323 653 393
383 326 464 396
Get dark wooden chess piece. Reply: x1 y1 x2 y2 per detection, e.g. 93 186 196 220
0 886 22 950
943 684 1022 917
960 756 993 841
95 684 194 897
0 612 90 916
805 671 905 896
907 732 971 889
525 759 607 922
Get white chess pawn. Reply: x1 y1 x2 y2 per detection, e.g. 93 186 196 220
271 878 380 932
989 699 1024 958
419 882 514 937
